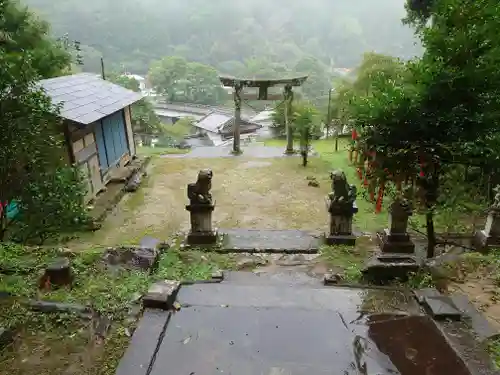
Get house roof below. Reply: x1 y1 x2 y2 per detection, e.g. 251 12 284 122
194 111 262 135
38 73 143 125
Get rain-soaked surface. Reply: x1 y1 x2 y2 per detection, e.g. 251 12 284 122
147 284 475 375
160 145 296 158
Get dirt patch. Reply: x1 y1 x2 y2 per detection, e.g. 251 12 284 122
449 277 500 331
73 156 336 249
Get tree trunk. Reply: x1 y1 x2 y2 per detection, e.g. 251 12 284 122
233 103 241 154
285 100 294 154
426 208 436 259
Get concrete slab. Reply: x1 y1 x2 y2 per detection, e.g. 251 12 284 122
149 307 471 375
221 229 321 253
117 283 497 375
115 309 170 375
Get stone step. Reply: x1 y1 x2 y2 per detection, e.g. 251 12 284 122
176 282 421 315
222 270 325 288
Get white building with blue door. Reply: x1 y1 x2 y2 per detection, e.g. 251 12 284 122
39 73 143 202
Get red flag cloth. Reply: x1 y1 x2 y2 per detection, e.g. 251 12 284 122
356 168 363 180
375 182 385 214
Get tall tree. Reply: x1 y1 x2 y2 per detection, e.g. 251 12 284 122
1 0 88 242
349 0 500 257
1 0 71 78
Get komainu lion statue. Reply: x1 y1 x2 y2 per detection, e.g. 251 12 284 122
328 169 357 204
187 169 213 205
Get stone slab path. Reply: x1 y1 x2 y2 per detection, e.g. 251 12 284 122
220 229 322 253
116 271 497 375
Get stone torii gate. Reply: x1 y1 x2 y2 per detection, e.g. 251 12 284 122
219 76 308 155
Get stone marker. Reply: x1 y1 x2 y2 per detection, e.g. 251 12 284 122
474 185 500 252
377 197 415 254
143 280 181 310
185 169 218 245
39 257 73 289
325 170 358 246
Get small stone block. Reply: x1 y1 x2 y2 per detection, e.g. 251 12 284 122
325 234 356 246
103 246 160 272
413 288 442 304
423 296 462 321
211 270 224 281
186 232 218 246
143 280 180 310
139 236 161 250
324 273 342 285
0 327 13 349
377 230 415 254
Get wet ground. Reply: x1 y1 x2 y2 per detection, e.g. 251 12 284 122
78 150 340 249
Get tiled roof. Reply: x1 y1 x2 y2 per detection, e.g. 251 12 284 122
195 112 232 133
195 111 262 135
38 73 143 125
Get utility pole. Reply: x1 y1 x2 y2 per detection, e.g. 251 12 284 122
233 82 243 155
284 84 294 155
327 88 332 139
101 57 106 80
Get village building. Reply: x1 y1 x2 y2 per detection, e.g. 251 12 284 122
193 111 262 146
39 73 143 202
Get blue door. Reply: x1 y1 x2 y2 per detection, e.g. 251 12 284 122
94 121 108 172
98 111 129 170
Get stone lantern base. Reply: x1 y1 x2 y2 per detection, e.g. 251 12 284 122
473 230 500 253
377 229 415 254
186 204 218 246
325 233 357 246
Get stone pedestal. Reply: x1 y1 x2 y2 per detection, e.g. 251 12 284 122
362 253 422 284
377 198 415 254
325 199 358 246
377 229 415 254
186 204 218 245
473 208 500 252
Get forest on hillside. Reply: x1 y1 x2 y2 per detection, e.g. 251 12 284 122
22 0 422 77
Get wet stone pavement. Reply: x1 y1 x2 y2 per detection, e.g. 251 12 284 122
161 145 299 159
116 268 498 375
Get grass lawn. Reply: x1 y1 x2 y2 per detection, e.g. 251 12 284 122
0 241 233 375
